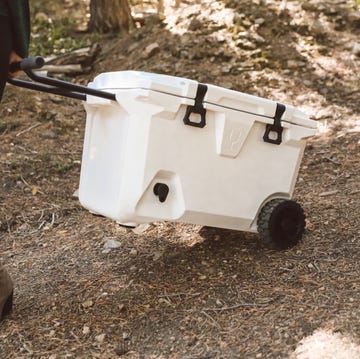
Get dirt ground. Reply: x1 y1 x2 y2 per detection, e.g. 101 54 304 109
1 0 360 358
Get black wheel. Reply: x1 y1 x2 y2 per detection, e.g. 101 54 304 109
257 199 305 250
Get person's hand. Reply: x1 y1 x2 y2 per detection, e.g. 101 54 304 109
9 51 23 78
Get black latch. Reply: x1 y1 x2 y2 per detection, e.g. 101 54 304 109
263 103 286 145
183 83 208 128
153 183 169 203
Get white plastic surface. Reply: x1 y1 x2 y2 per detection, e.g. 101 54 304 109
79 71 317 232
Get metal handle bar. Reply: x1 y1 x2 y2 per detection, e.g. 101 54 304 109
7 77 87 101
8 56 116 102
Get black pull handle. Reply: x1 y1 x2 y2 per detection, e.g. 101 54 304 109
9 56 45 73
8 56 116 102
153 183 169 203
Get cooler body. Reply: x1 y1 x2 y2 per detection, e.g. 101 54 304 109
78 71 317 232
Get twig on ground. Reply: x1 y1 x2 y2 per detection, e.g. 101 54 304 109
203 302 271 311
159 292 201 298
16 123 42 137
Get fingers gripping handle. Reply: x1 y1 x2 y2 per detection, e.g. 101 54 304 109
9 56 45 73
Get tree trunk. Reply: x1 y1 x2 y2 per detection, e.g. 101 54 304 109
89 0 134 34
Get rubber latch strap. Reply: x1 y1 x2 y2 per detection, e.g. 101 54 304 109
183 83 208 128
263 103 286 145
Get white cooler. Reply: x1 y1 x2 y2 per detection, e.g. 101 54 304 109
79 71 317 250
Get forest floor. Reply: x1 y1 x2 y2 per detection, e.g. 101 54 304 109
1 0 360 358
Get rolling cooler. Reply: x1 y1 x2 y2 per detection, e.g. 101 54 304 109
9 58 317 250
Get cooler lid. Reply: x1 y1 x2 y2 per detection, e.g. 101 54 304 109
90 71 199 99
90 71 316 129
204 83 316 129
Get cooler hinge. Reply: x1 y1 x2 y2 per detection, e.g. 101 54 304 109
263 103 286 145
183 83 208 128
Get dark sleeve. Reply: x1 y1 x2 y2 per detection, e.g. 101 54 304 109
6 0 30 58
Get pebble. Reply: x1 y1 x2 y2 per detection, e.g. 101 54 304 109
309 20 326 36
301 1 317 12
352 43 360 57
221 65 232 74
188 18 202 31
215 33 226 43
254 18 265 25
287 60 306 69
104 238 121 249
144 43 160 58
82 299 94 308
252 33 266 44
129 248 138 256
95 333 106 343
236 39 256 50
348 11 360 26
238 31 250 39
72 189 79 199
132 223 151 234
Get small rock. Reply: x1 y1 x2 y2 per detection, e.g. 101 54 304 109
215 33 226 43
348 11 360 26
82 326 90 335
143 13 163 27
82 299 93 308
315 108 333 120
129 248 138 256
238 31 250 39
287 60 306 69
301 1 317 12
352 43 360 57
188 18 202 31
254 18 265 25
95 333 106 343
221 65 232 74
236 39 256 50
309 20 326 36
132 223 151 234
252 33 266 44
103 238 121 249
41 130 57 139
144 43 160 58
72 189 79 199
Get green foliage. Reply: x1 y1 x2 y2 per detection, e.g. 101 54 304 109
30 16 93 56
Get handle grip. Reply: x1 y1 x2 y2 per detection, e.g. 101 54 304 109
8 55 116 102
9 56 45 73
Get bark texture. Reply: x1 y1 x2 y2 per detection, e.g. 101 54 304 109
89 0 134 34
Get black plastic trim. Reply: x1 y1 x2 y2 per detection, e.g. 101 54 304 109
263 103 286 145
183 83 208 128
153 183 169 203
